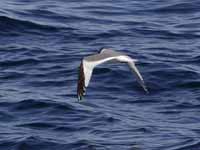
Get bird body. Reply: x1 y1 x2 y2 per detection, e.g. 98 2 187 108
77 48 148 100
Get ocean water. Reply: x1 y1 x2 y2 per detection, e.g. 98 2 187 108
0 0 200 150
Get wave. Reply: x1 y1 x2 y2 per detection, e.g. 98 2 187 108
130 28 200 40
9 99 75 112
0 0 200 150
149 2 200 14
0 136 68 150
0 16 63 35
174 141 200 150
176 81 200 89
16 122 55 129
0 58 40 67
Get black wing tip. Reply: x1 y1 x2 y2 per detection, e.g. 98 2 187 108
144 88 149 94
142 85 149 94
78 95 82 101
77 87 86 101
77 62 85 101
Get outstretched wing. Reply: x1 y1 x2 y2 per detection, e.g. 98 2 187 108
128 61 148 93
77 61 85 100
77 60 94 100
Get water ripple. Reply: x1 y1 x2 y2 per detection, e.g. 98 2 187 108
0 0 200 150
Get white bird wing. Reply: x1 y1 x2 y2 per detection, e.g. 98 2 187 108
77 53 118 100
128 61 148 93
83 61 93 87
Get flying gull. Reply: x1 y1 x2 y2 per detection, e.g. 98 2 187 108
77 48 148 100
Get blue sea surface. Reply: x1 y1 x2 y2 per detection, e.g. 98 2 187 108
0 0 200 150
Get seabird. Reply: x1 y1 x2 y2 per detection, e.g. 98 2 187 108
77 48 148 100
